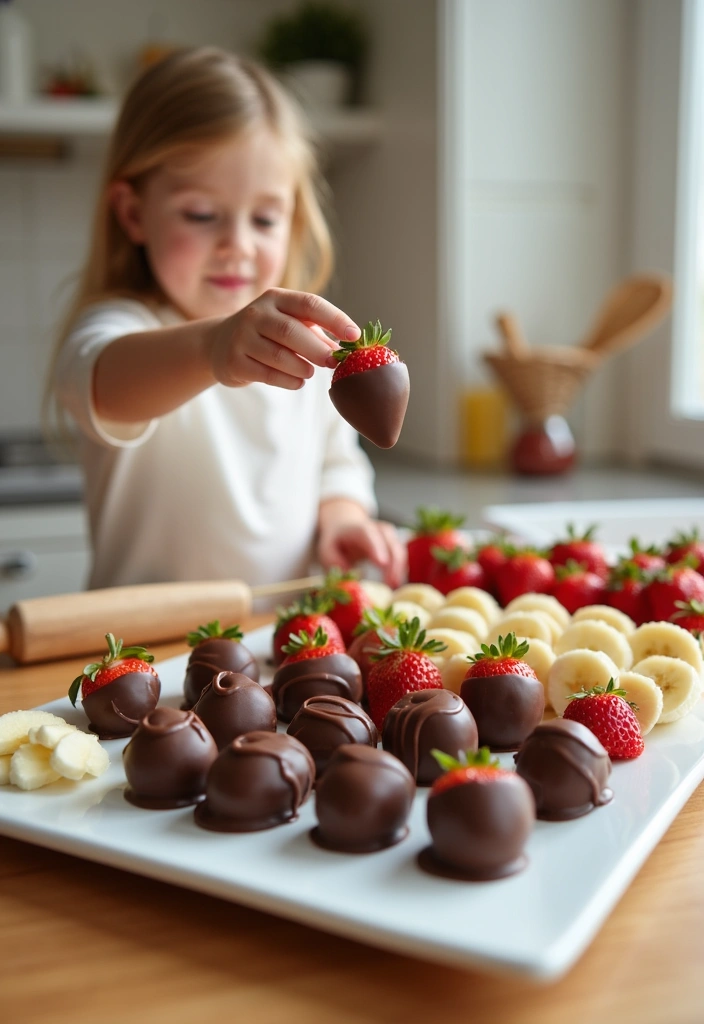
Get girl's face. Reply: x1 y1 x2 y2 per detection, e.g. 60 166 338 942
116 128 296 320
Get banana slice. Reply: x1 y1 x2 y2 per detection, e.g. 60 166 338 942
425 628 479 658
0 710 69 756
390 601 431 628
486 611 552 647
428 606 488 640
358 580 393 609
629 622 704 678
50 731 110 781
505 593 571 630
554 619 633 670
0 755 10 786
28 722 77 749
516 636 555 693
547 648 620 716
438 653 472 694
632 655 702 724
391 584 445 613
617 671 664 735
10 743 61 790
572 604 636 636
443 587 501 624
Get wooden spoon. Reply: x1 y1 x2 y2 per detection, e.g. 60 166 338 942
578 275 672 357
495 312 529 358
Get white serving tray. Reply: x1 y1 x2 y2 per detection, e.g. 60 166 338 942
1 624 703 982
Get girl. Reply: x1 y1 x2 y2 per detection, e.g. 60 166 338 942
47 47 405 592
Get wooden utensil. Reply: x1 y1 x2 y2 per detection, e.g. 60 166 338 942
0 575 323 665
495 312 529 358
578 274 672 357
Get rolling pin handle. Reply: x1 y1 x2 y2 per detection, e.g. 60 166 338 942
0 619 10 657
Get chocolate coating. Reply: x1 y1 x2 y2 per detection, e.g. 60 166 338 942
271 652 363 723
329 361 410 449
382 689 478 785
194 731 315 833
182 637 259 709
82 670 161 739
514 718 613 820
346 628 396 688
123 706 218 809
460 673 545 751
193 671 276 750
311 744 415 853
287 695 379 776
421 771 535 881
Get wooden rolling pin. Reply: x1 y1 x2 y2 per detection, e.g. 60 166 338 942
0 576 323 665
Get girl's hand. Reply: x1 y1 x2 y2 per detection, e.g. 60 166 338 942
207 288 360 390
317 499 407 588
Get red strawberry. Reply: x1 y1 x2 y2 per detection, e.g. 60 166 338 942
280 626 341 665
69 632 156 705
494 548 555 607
346 606 402 683
549 523 609 580
665 529 704 573
550 559 607 615
331 319 400 382
430 746 503 796
670 598 704 636
606 561 649 626
563 678 643 759
366 617 446 729
644 564 704 621
427 545 487 595
476 540 508 596
462 633 537 681
271 593 344 665
626 538 666 574
406 506 466 584
314 569 372 646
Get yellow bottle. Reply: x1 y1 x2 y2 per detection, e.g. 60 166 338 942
460 387 509 469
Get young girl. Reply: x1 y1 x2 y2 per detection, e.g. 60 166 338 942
47 47 405 593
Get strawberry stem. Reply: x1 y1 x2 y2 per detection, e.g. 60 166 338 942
431 746 499 772
468 632 530 664
186 620 243 646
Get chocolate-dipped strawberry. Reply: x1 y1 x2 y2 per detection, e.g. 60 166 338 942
192 671 277 750
287 695 379 776
271 627 362 723
459 633 544 752
329 319 410 449
419 748 535 881
123 706 218 809
182 621 259 709
68 632 160 739
382 689 478 785
346 606 402 689
271 593 344 666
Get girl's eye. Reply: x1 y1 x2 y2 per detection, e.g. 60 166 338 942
182 211 216 223
253 215 277 229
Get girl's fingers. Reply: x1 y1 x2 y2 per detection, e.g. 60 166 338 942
260 313 337 367
273 290 360 343
242 354 308 391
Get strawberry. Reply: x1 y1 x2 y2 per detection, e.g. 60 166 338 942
563 678 644 759
366 616 446 729
494 548 555 607
644 563 704 621
670 598 704 636
271 593 344 665
549 523 609 580
476 540 508 596
280 626 341 665
346 606 402 683
314 568 372 646
550 559 607 615
406 506 466 584
429 746 502 796
462 632 536 681
427 545 487 595
69 632 156 705
606 561 649 625
626 538 666 574
331 319 399 382
665 529 704 573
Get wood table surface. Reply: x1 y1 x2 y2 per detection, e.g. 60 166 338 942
1 615 704 1024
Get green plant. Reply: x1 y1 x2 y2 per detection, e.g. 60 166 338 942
257 2 367 71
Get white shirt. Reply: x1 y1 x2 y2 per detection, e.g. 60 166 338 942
54 299 377 590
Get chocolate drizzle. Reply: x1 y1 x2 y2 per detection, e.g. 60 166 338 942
287 695 379 776
192 671 276 750
182 638 259 709
271 653 363 723
382 690 478 784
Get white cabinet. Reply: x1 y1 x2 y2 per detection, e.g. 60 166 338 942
0 504 89 613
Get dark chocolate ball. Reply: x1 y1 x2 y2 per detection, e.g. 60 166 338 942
123 706 218 809
514 718 613 820
311 744 415 853
459 673 545 751
382 689 478 785
193 671 276 750
183 637 259 709
422 770 535 880
287 695 379 776
82 670 161 739
271 652 362 723
194 731 315 833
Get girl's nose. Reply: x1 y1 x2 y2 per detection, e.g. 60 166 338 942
216 214 255 258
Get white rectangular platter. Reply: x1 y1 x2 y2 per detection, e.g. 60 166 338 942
1 623 704 982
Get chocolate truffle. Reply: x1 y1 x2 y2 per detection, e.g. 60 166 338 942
287 695 379 776
311 745 415 853
271 652 362 723
194 731 315 833
183 637 259 709
514 718 613 820
330 361 410 449
82 671 161 740
193 671 276 750
123 706 218 809
459 674 544 752
382 689 478 785
420 768 535 881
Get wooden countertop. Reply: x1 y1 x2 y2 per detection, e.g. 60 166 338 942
2 617 704 1024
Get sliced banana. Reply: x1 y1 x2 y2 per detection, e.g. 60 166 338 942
0 755 10 786
486 611 552 647
358 580 393 609
572 604 636 636
516 636 556 694
0 710 68 756
28 722 77 749
547 648 620 716
10 743 61 791
617 671 664 735
632 655 702 724
390 601 431 628
443 587 501 624
428 606 488 640
391 584 445 613
505 593 571 630
554 619 633 670
50 731 110 781
425 628 479 658
438 653 472 694
629 622 704 678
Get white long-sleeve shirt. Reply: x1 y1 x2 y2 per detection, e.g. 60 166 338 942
54 299 377 590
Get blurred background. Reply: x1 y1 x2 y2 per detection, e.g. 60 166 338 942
0 0 703 607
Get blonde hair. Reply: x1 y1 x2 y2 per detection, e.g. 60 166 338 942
44 47 333 431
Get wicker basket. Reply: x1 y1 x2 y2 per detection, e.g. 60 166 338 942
483 347 602 421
